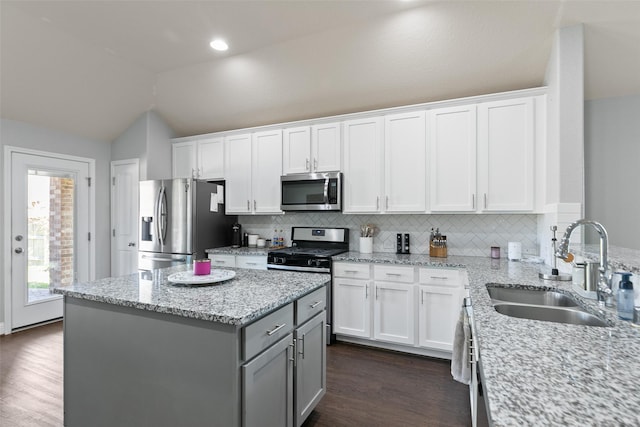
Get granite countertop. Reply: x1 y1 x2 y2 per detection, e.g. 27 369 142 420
206 246 270 256
570 244 640 275
53 265 329 326
334 251 640 426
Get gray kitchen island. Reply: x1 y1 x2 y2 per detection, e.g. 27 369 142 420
54 265 329 427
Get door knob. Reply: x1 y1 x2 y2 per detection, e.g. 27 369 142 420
15 235 23 241
15 247 23 254
128 242 136 247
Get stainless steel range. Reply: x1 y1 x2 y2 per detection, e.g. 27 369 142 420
267 227 349 344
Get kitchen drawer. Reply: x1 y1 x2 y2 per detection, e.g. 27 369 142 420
374 265 415 283
236 255 267 270
208 254 236 267
243 303 294 362
418 268 461 287
296 286 326 325
333 262 370 280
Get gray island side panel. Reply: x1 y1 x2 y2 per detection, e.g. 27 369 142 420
63 297 242 427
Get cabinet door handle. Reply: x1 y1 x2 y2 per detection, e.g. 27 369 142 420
298 334 305 359
306 158 310 171
245 262 258 265
365 285 369 299
376 196 380 210
472 194 475 210
253 200 257 210
247 200 250 211
430 276 448 280
266 323 286 336
386 272 402 276
421 290 424 305
309 301 322 309
386 196 389 210
313 158 318 170
344 270 359 274
289 341 296 364
484 193 487 209
375 285 378 300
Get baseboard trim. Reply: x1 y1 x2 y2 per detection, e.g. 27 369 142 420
335 335 452 361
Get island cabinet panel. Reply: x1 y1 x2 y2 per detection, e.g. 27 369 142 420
62 282 327 427
243 303 294 361
294 312 326 427
242 334 294 427
63 298 242 427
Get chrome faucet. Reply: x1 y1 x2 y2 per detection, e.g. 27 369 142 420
555 219 612 306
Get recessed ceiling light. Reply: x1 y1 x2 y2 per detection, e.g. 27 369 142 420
210 39 228 51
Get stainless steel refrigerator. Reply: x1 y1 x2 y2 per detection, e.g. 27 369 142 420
138 179 237 272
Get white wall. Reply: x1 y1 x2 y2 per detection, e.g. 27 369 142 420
0 118 112 327
585 95 640 249
540 25 586 266
111 110 174 180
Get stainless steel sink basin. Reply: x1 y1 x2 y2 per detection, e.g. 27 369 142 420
487 287 579 307
493 303 609 327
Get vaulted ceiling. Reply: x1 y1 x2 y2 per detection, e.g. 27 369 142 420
2 1 640 142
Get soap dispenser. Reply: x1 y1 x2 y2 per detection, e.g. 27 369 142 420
617 272 634 321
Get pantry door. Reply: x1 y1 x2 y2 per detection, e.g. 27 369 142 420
7 148 92 331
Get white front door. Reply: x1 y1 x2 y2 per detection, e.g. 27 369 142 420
110 159 139 276
8 149 91 330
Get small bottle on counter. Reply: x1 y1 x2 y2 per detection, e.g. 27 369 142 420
279 229 285 247
617 272 634 321
272 229 279 248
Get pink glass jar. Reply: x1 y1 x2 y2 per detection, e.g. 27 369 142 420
193 259 211 275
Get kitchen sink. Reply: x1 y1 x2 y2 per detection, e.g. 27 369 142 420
486 284 610 327
487 287 579 307
493 303 609 327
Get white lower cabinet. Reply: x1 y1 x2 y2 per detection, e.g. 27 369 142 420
418 285 462 351
207 253 267 270
332 276 371 338
373 281 415 345
333 261 465 357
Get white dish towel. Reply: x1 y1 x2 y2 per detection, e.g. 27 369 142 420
450 308 471 385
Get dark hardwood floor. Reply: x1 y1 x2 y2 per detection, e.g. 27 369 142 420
0 322 63 427
1 322 482 426
303 342 476 427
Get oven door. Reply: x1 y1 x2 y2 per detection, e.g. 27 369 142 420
281 172 341 211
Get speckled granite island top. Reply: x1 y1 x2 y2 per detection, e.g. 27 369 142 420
53 265 329 326
334 252 640 426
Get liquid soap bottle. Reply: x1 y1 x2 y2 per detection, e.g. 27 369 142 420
617 272 634 321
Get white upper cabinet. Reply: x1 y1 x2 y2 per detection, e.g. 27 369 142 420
477 97 534 212
311 123 341 173
224 130 283 215
283 123 341 175
224 133 252 214
252 129 283 214
429 105 477 212
342 117 384 213
172 141 197 179
384 111 427 213
283 126 312 175
172 137 224 180
197 137 224 180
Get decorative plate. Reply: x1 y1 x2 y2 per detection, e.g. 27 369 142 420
167 269 236 285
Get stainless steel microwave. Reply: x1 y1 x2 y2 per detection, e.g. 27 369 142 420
281 172 342 211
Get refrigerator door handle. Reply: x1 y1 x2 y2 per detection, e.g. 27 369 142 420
156 185 168 246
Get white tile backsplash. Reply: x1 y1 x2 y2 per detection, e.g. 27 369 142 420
238 213 538 257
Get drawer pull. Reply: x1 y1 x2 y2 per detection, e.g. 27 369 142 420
245 262 257 265
430 276 449 280
344 270 359 273
309 301 322 309
386 273 402 276
266 323 286 336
